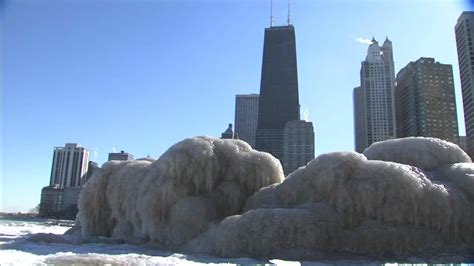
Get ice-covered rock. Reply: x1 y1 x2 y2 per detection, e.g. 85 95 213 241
77 136 283 246
76 136 474 260
363 137 471 171
190 150 474 258
185 203 343 259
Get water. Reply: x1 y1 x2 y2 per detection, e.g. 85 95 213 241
0 217 298 265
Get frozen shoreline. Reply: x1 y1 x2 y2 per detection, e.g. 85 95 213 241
1 218 473 265
0 218 284 265
75 137 474 261
3 138 474 264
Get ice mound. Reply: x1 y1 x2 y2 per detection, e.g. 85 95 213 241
77 136 283 246
77 136 474 261
363 137 471 170
187 150 474 259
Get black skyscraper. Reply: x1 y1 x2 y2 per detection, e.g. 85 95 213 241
256 25 300 163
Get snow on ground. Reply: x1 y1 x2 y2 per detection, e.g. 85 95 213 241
0 219 302 265
0 219 70 245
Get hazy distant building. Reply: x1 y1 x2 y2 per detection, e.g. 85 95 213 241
395 57 458 143
353 37 396 152
283 120 314 175
235 94 259 147
61 187 82 217
256 25 300 167
108 151 134 161
49 143 90 188
39 185 63 217
455 11 474 158
221 123 235 139
82 161 99 185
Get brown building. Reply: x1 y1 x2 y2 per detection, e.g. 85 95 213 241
395 57 458 144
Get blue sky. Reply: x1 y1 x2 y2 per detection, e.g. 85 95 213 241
1 0 469 212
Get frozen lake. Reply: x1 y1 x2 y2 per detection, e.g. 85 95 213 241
1 217 471 265
0 218 302 265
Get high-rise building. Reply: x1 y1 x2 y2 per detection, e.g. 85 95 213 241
108 151 134 161
455 11 474 158
353 37 396 152
256 25 300 165
49 143 90 188
40 143 90 218
235 94 259 147
395 57 458 143
353 86 367 153
283 120 314 175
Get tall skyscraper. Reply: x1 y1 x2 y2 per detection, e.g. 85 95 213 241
395 57 458 143
353 37 396 152
49 143 90 188
283 120 314 175
256 25 300 164
455 12 474 158
234 94 259 147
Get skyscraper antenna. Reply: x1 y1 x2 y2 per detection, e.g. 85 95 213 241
287 0 291 25
270 0 274 27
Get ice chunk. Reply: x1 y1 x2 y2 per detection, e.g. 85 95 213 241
77 137 283 246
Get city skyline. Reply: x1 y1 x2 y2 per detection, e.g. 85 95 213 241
2 0 470 212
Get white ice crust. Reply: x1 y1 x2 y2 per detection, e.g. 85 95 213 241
77 137 474 260
363 137 471 170
77 136 283 246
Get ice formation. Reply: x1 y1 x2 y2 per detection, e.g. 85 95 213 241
77 136 284 246
77 137 474 260
363 137 471 170
189 151 474 258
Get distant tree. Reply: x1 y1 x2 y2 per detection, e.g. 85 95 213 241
29 204 40 214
